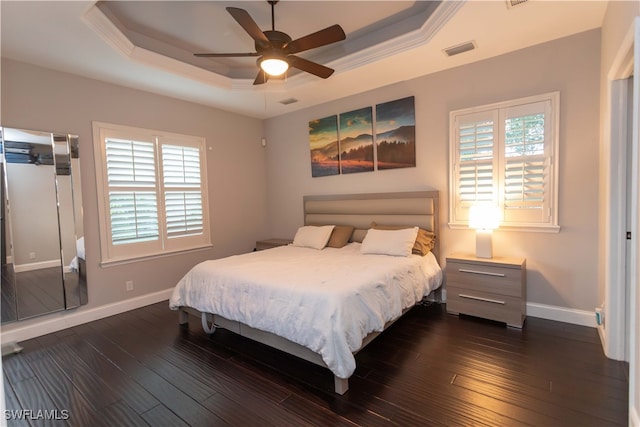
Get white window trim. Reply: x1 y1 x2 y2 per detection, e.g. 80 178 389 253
93 121 211 265
448 92 560 233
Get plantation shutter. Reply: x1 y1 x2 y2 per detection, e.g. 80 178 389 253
453 110 499 222
448 92 559 230
105 138 159 245
95 122 211 264
161 143 204 238
500 100 552 224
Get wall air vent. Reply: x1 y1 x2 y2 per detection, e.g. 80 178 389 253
506 0 528 9
443 41 477 57
279 98 299 105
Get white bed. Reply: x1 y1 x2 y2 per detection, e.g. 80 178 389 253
170 191 442 394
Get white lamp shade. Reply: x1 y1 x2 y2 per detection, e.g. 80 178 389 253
260 57 289 76
469 205 500 230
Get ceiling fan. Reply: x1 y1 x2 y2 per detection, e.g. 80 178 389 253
194 1 346 85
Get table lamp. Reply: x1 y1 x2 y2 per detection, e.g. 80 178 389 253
469 205 500 258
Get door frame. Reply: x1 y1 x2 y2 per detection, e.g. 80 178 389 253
603 17 634 363
603 16 639 426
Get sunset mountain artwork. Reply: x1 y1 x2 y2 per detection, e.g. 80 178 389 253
339 107 374 174
309 115 339 177
376 96 416 170
308 96 416 177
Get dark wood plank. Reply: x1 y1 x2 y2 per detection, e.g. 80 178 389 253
41 337 120 412
10 376 69 427
25 355 100 427
95 400 149 427
141 404 190 427
81 319 230 427
15 267 65 319
201 393 279 427
144 355 216 402
158 343 313 427
3 374 31 427
60 330 160 414
3 352 36 384
4 301 628 427
131 366 229 427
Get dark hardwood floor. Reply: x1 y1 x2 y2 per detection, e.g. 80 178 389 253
2 301 629 426
14 267 65 320
1 264 18 323
2 266 67 323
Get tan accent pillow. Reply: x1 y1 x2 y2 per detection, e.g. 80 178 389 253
370 222 436 256
326 225 355 248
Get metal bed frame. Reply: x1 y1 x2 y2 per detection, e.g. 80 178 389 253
178 190 440 394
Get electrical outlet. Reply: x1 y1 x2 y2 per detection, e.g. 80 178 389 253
125 280 134 291
29 252 36 260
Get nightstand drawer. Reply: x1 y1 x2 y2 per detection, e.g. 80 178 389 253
445 254 526 328
446 261 523 298
447 285 525 328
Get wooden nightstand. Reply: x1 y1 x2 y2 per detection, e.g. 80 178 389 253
255 238 293 251
446 254 526 328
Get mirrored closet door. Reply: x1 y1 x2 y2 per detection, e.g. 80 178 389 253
1 127 86 323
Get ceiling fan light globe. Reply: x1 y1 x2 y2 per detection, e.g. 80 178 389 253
260 58 289 76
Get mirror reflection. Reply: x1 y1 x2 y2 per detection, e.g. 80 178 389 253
1 127 86 323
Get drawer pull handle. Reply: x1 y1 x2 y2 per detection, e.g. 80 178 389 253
458 294 506 305
458 268 505 277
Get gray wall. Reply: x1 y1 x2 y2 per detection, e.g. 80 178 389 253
1 58 267 329
264 29 601 313
0 29 603 333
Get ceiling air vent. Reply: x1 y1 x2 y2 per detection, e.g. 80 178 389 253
279 97 298 105
443 41 477 57
506 0 528 9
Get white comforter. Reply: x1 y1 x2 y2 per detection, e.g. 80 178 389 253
169 242 442 378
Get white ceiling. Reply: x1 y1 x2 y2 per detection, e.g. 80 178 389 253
1 1 608 120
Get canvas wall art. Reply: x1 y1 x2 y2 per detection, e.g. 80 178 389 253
308 96 416 177
339 107 374 174
375 96 416 170
309 115 339 177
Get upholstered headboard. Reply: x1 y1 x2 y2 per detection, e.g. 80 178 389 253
303 191 440 260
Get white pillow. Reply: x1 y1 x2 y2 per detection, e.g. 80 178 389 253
292 225 335 250
360 227 419 257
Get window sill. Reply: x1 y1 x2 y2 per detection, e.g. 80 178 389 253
448 223 561 233
99 243 214 268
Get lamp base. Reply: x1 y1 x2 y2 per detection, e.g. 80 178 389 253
476 230 493 258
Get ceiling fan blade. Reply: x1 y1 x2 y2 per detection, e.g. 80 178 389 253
195 52 260 58
253 70 269 85
288 55 334 79
226 7 270 47
285 24 346 55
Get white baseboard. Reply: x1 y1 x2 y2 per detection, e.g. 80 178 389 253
629 406 640 426
526 302 597 327
631 404 639 427
0 288 174 344
14 259 61 273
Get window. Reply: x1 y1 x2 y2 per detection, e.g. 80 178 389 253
93 122 210 264
449 92 559 232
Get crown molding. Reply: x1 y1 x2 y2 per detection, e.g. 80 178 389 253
82 4 134 56
332 0 464 73
82 1 462 92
